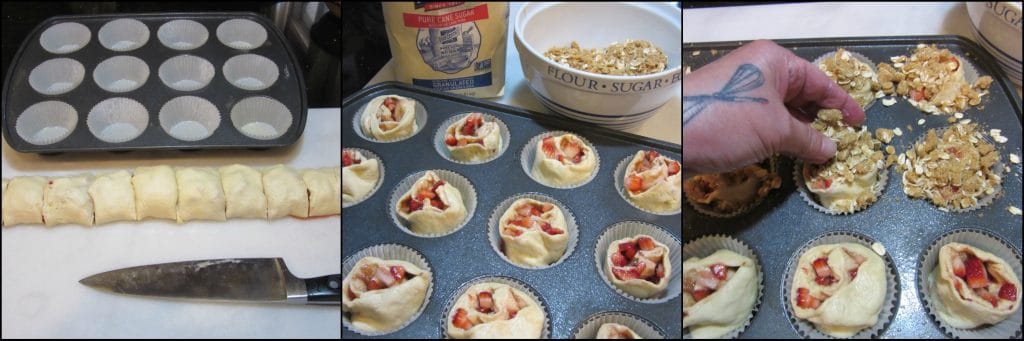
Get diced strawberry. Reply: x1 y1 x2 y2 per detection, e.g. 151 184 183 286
611 253 628 266
813 258 833 278
445 134 457 146
529 205 542 216
430 180 446 193
561 139 581 159
515 204 533 217
346 287 357 300
813 178 832 190
691 289 712 302
656 263 665 278
618 242 638 260
510 216 531 227
964 255 989 289
407 199 424 212
390 266 406 284
999 282 1017 302
541 137 557 158
430 199 446 210
452 308 472 330
342 151 355 167
572 154 582 164
910 89 924 101
505 227 522 237
647 150 660 161
796 287 821 309
416 188 436 200
637 236 656 251
848 269 858 280
382 97 397 112
612 267 641 281
975 288 999 307
540 222 563 235
667 161 680 175
367 277 385 290
477 291 494 313
815 275 836 286
626 175 644 193
460 121 477 136
540 203 554 212
708 264 728 280
696 269 719 290
952 253 967 277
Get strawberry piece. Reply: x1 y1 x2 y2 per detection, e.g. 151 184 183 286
646 150 660 161
510 216 531 227
540 222 563 235
637 236 656 251
540 203 554 212
416 188 436 200
477 291 494 313
529 205 542 216
999 282 1017 302
572 154 582 164
708 264 728 280
667 161 680 175
695 268 719 290
618 242 638 261
975 288 999 307
910 89 925 101
656 263 665 279
848 269 858 280
452 308 472 330
541 137 557 159
382 97 397 113
964 255 989 289
445 134 458 146
952 253 967 278
504 227 523 237
611 253 628 266
813 258 833 278
626 175 644 193
430 180 446 193
407 198 424 212
346 287 357 300
612 267 641 281
342 151 358 167
561 139 581 160
515 204 533 217
691 289 712 302
430 199 446 210
815 275 837 286
390 266 406 284
813 178 832 190
796 287 821 309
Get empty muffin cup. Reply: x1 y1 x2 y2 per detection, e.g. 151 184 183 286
39 22 91 54
29 58 85 95
230 96 292 140
157 19 208 50
87 98 149 143
98 18 150 51
222 54 279 90
159 96 221 141
15 101 78 145
158 55 215 91
93 56 150 93
216 18 267 50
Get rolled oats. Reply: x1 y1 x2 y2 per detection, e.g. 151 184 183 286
546 40 669 76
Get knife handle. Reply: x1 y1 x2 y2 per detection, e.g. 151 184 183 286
305 274 341 304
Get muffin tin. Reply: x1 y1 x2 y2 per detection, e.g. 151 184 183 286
342 81 681 338
683 36 1023 338
2 12 306 153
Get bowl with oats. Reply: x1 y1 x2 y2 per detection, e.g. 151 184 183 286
513 2 681 128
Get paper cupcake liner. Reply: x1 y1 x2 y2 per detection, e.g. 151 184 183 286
794 157 889 216
342 147 385 208
917 227 1023 339
216 18 267 50
15 101 78 145
93 55 150 93
158 54 215 91
387 169 477 238
29 58 85 95
439 275 551 339
433 112 511 165
571 311 667 339
811 49 879 112
781 230 899 338
98 18 149 51
682 235 763 339
230 96 292 140
353 95 427 143
157 19 208 50
613 151 682 216
486 192 579 270
520 130 601 189
86 97 149 143
683 157 779 218
39 22 90 54
899 126 1004 213
342 243 434 336
158 96 221 141
594 221 682 303
221 54 278 90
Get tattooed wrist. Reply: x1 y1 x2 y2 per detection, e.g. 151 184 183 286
683 63 768 126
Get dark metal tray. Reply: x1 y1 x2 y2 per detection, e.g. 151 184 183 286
683 35 1022 338
2 12 307 153
342 81 682 338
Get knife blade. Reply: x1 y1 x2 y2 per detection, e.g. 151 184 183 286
79 258 340 305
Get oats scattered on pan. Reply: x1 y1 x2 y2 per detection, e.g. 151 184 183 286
818 49 876 109
897 122 1002 210
1009 206 1022 215
545 40 668 76
874 44 993 115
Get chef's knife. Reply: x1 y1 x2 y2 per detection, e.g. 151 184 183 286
79 258 340 305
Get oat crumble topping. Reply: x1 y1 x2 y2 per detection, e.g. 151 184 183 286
897 123 1002 210
545 40 668 76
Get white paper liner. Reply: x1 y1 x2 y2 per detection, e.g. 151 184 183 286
157 19 208 50
433 112 511 165
352 95 427 143
229 96 292 140
439 275 551 339
221 54 279 90
519 130 601 189
811 49 879 112
387 169 476 238
613 151 682 216
794 157 889 216
158 96 221 141
342 148 385 208
15 101 78 145
781 230 899 338
683 157 779 218
28 58 85 95
93 55 150 93
215 18 267 50
572 311 667 339
98 18 149 51
899 126 1004 213
39 22 90 54
594 221 681 303
682 234 763 339
342 243 434 336
158 54 215 91
87 97 149 143
917 227 1023 338
486 192 578 270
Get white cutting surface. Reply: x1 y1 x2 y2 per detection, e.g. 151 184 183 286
0 108 341 338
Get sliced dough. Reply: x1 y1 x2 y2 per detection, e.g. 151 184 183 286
531 133 597 186
175 167 226 222
301 167 341 217
133 165 178 220
43 175 95 226
2 176 47 226
342 150 379 205
445 113 502 162
790 243 885 338
498 198 568 267
446 282 545 339
89 170 137 224
625 150 682 212
683 249 757 339
932 242 1022 329
606 235 672 299
262 164 309 218
219 164 267 219
360 95 418 140
342 256 431 333
596 323 643 339
395 171 467 234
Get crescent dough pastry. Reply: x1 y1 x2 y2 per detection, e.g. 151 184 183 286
606 235 672 299
219 164 267 219
132 165 178 220
262 164 309 219
446 282 545 339
624 150 681 212
342 150 379 206
395 171 467 234
360 95 417 140
498 198 568 267
175 167 226 223
302 167 341 217
931 242 1021 329
444 112 502 162
342 256 431 333
89 170 137 224
2 176 47 226
531 133 596 186
790 243 885 338
43 175 95 227
596 323 643 339
683 249 757 339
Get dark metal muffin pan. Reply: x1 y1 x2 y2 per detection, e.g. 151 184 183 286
2 12 307 153
683 36 1022 338
342 81 681 338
